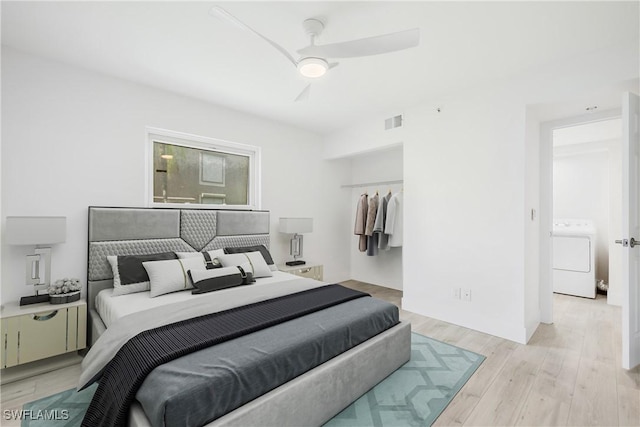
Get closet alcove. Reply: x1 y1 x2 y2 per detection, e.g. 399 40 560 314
342 145 403 291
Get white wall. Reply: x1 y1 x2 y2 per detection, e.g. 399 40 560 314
324 41 638 344
348 146 403 290
1 48 352 305
553 140 617 284
323 112 406 160
404 97 528 343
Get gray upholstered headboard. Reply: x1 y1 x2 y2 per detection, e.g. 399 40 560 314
86 206 270 344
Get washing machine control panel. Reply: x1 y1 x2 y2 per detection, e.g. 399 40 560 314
553 219 596 236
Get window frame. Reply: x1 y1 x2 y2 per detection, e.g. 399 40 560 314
146 127 261 210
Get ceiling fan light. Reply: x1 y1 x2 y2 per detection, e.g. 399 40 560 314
297 57 328 78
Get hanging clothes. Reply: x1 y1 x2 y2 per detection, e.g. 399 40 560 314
354 193 368 252
385 191 403 247
364 193 379 236
365 193 379 256
373 191 392 250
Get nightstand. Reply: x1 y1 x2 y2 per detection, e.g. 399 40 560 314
278 262 323 281
0 299 87 368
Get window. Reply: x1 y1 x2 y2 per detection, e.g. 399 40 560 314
147 128 260 209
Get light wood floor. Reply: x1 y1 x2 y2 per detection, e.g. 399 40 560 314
1 281 638 426
341 280 640 427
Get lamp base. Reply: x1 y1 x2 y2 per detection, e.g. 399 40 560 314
20 294 50 306
286 260 306 266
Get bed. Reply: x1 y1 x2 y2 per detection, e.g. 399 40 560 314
82 206 411 427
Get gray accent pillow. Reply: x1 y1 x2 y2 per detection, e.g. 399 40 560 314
108 252 177 297
188 265 255 294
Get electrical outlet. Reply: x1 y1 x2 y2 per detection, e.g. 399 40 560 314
453 288 461 299
462 288 472 301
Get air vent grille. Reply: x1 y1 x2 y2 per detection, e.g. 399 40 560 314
385 115 403 130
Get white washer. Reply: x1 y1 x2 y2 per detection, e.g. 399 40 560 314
552 219 596 298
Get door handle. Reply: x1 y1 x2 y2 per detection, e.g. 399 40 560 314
615 238 638 248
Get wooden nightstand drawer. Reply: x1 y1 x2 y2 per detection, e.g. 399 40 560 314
295 266 321 279
1 300 86 368
278 263 323 281
18 308 68 364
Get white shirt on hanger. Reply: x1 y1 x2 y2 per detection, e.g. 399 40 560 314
385 192 403 247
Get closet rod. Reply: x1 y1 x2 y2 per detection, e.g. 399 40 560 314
340 179 403 189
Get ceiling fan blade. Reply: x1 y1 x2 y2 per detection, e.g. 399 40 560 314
297 28 419 59
294 84 312 102
209 6 297 66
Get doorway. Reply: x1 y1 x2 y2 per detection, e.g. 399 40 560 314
552 118 623 303
539 93 640 370
539 108 621 324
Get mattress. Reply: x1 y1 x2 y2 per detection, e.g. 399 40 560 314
95 270 301 328
136 295 399 427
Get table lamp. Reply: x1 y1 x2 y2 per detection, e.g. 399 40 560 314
6 216 67 305
279 218 313 266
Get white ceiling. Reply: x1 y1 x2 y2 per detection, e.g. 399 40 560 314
2 1 638 134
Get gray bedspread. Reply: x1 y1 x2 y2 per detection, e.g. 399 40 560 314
80 278 329 389
135 296 399 427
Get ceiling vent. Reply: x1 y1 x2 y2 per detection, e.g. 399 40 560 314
385 115 403 130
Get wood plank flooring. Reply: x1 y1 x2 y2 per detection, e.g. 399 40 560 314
342 280 639 427
1 281 638 426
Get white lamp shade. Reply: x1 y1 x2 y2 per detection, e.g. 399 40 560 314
6 216 67 245
279 218 313 234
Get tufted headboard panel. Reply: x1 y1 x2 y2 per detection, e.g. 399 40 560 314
86 206 270 344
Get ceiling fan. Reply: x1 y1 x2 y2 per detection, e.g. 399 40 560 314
209 6 420 101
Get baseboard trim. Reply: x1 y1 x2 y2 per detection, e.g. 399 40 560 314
607 289 622 307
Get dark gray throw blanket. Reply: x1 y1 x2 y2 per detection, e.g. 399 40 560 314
81 284 369 427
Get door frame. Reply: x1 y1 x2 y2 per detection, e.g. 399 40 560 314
621 92 639 370
539 108 621 324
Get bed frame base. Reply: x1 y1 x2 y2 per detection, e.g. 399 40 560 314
129 321 411 427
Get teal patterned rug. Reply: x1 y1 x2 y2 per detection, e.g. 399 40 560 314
22 333 484 427
325 332 485 426
20 383 97 427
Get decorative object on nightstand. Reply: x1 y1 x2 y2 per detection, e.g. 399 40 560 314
279 217 313 266
5 216 67 306
48 278 81 304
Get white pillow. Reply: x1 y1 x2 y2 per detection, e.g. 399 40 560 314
217 251 273 278
143 257 208 298
223 245 278 272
